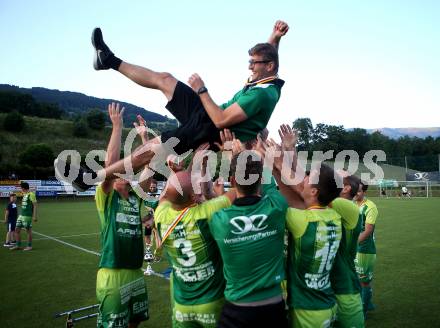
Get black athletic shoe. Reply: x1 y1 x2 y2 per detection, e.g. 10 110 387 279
54 158 96 192
91 27 114 70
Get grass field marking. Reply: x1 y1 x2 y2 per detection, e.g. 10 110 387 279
148 271 170 280
33 232 100 241
33 230 170 281
33 230 101 256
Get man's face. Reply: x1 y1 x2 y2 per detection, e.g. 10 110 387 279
301 171 318 201
355 184 365 201
149 183 158 193
248 54 272 82
113 179 130 197
10 195 17 203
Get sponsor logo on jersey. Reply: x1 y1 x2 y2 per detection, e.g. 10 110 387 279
230 214 268 235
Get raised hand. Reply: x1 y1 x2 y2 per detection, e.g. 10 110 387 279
268 20 289 49
214 129 235 152
167 154 185 173
273 20 289 38
188 73 205 93
133 114 149 144
278 124 297 151
213 177 225 196
256 136 283 170
108 102 125 127
231 137 245 157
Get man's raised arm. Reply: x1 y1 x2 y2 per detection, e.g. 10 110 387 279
101 102 124 194
268 20 289 50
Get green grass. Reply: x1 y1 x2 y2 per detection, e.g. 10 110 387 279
0 197 439 327
0 199 171 328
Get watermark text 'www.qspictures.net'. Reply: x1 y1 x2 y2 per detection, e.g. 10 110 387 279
54 127 386 199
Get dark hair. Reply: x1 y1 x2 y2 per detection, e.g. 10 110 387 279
172 192 192 206
230 151 263 196
10 193 16 197
150 179 157 184
248 43 279 73
311 164 342 206
344 175 361 199
360 182 369 192
20 182 29 190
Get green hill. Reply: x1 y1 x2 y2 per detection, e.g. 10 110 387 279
0 84 177 128
0 114 167 178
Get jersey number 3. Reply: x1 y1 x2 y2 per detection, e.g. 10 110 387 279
174 238 196 267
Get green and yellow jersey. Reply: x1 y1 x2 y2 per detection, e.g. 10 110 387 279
144 193 160 211
330 198 363 295
95 184 144 269
21 191 36 217
357 199 378 254
286 204 357 310
154 196 231 305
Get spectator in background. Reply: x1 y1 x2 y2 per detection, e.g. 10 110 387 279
3 193 18 247
10 182 37 251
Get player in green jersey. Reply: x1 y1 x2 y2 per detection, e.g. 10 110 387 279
354 182 379 316
261 136 358 328
330 172 364 328
10 181 37 251
95 103 154 328
154 164 236 327
210 150 289 328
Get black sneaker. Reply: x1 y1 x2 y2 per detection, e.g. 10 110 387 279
54 158 97 192
91 27 114 70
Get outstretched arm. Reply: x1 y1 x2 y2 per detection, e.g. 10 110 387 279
102 103 124 194
256 136 305 209
188 74 248 129
268 20 289 50
134 115 154 193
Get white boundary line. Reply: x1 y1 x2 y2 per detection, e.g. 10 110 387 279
32 230 169 280
33 231 101 256
33 232 99 241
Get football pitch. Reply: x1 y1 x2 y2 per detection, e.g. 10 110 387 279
0 197 439 328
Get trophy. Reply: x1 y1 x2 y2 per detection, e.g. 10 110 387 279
143 243 155 276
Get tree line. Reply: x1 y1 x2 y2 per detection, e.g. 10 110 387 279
293 118 440 172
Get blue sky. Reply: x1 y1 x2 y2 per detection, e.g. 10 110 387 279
1 0 439 134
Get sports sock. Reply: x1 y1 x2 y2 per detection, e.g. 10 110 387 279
105 55 122 71
361 286 372 315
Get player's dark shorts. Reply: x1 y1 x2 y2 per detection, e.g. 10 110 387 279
161 81 221 154
217 300 287 328
7 219 17 232
144 226 152 236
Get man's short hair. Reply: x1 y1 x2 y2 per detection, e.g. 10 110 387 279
20 182 29 190
344 175 361 199
312 164 342 206
9 193 16 197
230 152 263 196
360 182 369 192
248 43 279 73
